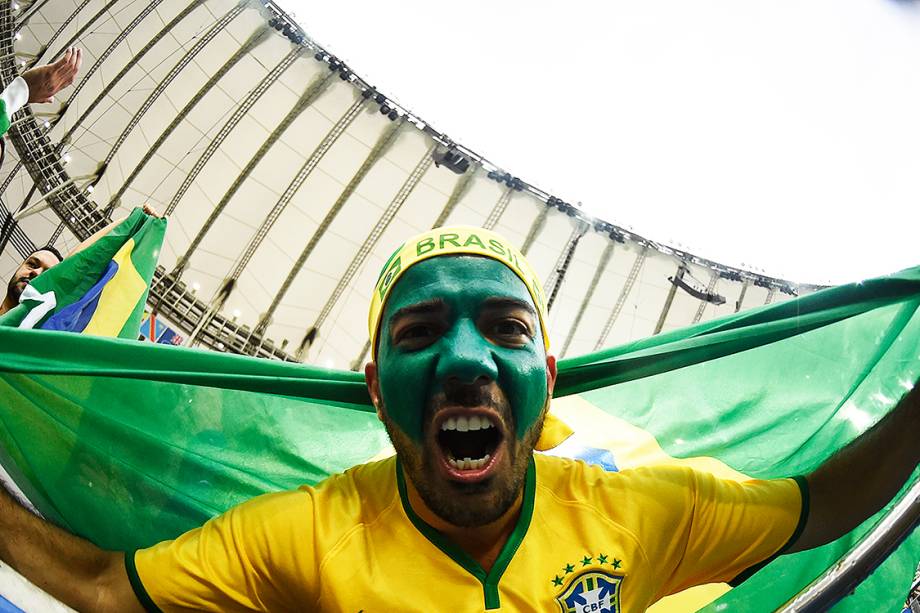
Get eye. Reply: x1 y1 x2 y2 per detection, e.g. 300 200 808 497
402 324 434 339
487 318 532 345
394 322 441 348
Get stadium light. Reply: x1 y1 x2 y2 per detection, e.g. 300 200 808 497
433 147 471 174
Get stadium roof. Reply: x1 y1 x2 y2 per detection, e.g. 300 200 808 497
0 0 819 367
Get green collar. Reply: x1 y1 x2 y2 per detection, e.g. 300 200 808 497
395 456 536 610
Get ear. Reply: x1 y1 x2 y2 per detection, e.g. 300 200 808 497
364 361 385 422
545 354 558 398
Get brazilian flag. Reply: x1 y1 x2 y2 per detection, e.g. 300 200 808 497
0 262 917 610
0 208 166 337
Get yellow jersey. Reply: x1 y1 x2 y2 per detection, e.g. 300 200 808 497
127 454 805 612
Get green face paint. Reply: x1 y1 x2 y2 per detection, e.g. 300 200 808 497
376 256 549 443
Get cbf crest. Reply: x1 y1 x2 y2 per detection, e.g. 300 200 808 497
556 570 623 613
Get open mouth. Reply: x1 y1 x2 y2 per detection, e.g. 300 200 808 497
436 413 503 475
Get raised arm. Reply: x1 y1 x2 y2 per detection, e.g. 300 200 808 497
786 378 919 553
0 487 142 612
20 47 82 104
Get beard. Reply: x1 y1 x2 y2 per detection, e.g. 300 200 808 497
381 383 547 528
6 274 23 302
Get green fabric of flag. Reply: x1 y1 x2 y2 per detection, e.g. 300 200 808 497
0 99 10 138
0 207 166 338
0 265 917 610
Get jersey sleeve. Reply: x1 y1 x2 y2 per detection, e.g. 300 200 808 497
653 468 807 599
126 489 318 612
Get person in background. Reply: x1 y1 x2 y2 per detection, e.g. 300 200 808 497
0 245 63 316
0 203 163 316
0 47 83 315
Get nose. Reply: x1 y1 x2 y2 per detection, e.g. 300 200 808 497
26 268 40 279
435 318 498 386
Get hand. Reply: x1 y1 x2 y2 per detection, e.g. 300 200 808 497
142 203 164 219
21 47 82 104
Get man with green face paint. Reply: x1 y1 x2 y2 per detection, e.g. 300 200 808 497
1 225 918 612
371 255 552 530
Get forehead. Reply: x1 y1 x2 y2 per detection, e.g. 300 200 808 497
383 256 535 319
23 250 60 268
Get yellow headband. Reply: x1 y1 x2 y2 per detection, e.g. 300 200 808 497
368 226 549 361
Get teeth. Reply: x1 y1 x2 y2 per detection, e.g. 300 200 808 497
440 416 495 431
447 453 491 471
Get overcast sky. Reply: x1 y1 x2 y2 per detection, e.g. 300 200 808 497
278 0 920 285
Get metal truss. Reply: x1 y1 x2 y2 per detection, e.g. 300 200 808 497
430 165 475 228
1 3 292 361
148 266 291 360
227 97 366 284
180 73 335 345
251 120 404 343
654 263 686 335
734 279 749 312
520 205 549 255
350 164 479 369
4 104 104 239
57 0 166 123
22 0 97 68
0 156 30 254
1 0 120 243
56 0 205 148
0 12 304 360
1 0 104 241
594 245 647 351
352 341 372 371
98 3 246 206
0 197 36 257
105 25 271 212
174 71 333 280
164 45 303 216
0 158 24 195
544 221 588 312
46 215 65 244
300 142 435 360
560 241 614 358
692 271 719 324
3 0 819 367
482 186 512 230
15 0 54 29
765 286 776 305
37 0 200 240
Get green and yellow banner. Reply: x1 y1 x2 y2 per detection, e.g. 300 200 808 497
0 263 918 610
